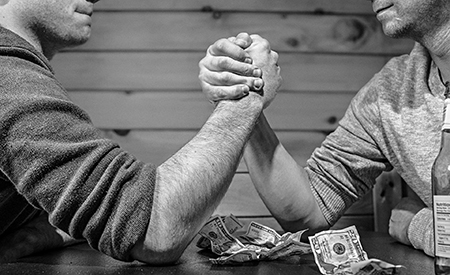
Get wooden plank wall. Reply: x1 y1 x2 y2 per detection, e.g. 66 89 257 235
50 0 414 232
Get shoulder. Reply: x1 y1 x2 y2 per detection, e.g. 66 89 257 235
352 43 430 106
370 42 429 95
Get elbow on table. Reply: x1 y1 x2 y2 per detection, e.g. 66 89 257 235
130 236 189 265
278 215 330 236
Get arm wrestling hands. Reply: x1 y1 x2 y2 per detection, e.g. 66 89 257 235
129 34 281 264
200 32 429 250
199 33 329 238
199 32 281 108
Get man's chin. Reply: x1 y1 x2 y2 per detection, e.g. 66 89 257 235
381 23 410 39
65 33 91 48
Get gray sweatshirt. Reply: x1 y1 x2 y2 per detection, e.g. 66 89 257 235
306 42 442 256
0 26 156 261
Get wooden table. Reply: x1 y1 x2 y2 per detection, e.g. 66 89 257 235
0 230 433 275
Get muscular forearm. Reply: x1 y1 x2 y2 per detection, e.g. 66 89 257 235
243 114 328 235
131 93 263 264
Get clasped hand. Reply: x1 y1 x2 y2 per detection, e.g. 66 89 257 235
388 197 425 246
198 32 282 108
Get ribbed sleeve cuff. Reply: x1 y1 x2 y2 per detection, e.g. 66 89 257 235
407 207 434 257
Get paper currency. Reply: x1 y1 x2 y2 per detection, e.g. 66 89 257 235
197 214 243 249
262 230 311 261
239 221 281 248
309 225 368 274
198 215 245 255
309 226 404 275
210 248 260 264
197 216 311 264
197 217 403 272
335 258 405 275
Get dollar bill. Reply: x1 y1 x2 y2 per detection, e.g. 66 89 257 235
211 230 311 264
197 214 243 249
334 258 405 275
198 215 245 255
197 216 312 264
262 229 311 260
239 221 282 248
309 225 368 275
210 248 260 264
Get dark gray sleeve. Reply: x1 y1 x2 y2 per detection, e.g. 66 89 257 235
305 77 392 225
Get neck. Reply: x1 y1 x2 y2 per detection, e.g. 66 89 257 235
0 10 58 60
421 25 450 84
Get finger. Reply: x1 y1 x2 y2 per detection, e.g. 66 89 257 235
200 81 250 101
227 36 237 43
201 71 264 94
227 36 250 63
247 34 272 53
201 69 261 87
200 55 261 77
234 32 252 49
208 39 251 63
249 34 264 44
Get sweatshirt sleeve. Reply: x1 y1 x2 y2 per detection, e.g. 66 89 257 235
305 76 392 226
0 85 156 261
408 207 434 256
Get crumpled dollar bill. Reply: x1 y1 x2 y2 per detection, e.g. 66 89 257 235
309 226 405 275
335 258 405 275
196 214 244 251
197 216 404 274
197 215 311 264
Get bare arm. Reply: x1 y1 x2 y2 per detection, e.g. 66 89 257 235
243 114 328 235
130 94 263 264
198 33 328 236
130 34 281 264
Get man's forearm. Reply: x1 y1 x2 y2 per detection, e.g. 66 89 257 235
243 114 328 234
131 93 264 264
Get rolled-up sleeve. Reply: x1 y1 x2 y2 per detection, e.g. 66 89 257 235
408 208 434 256
0 92 156 261
305 77 392 226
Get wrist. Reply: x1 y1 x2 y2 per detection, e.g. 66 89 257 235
407 208 434 256
215 92 263 116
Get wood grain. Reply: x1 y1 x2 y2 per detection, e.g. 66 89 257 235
69 91 354 131
50 0 414 231
94 0 373 14
76 12 413 55
53 52 388 92
100 129 326 171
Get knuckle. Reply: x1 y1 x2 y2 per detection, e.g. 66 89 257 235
198 59 207 70
214 39 228 52
216 57 230 69
273 50 279 60
243 65 255 76
236 32 249 37
216 90 227 100
219 72 232 83
198 71 206 81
